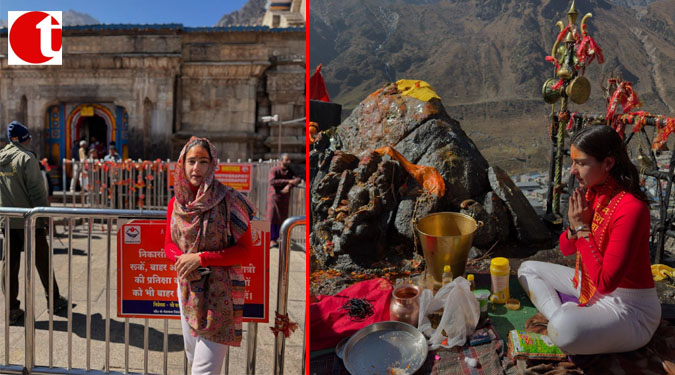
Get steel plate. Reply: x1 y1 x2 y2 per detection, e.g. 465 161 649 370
341 321 427 375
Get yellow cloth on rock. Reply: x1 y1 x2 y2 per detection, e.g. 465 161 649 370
396 80 441 102
652 264 674 281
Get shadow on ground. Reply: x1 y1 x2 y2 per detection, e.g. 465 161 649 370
34 312 184 351
52 248 87 256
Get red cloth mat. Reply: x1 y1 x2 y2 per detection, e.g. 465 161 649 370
309 278 393 351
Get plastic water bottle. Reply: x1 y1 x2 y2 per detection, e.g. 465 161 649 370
467 274 476 291
442 265 453 285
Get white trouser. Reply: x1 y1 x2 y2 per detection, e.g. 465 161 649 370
517 260 661 355
178 285 228 374
70 164 80 192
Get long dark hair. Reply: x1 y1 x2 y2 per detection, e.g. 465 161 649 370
570 125 648 202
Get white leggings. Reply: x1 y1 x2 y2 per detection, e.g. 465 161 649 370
517 260 661 355
178 287 228 374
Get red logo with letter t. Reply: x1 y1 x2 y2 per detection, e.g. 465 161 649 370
8 11 62 65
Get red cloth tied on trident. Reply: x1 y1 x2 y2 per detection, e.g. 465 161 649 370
544 26 571 71
606 80 642 138
308 278 393 351
652 117 675 150
577 24 604 66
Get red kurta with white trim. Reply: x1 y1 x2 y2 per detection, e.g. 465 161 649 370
559 189 654 295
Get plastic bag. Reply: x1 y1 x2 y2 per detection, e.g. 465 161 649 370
417 276 480 350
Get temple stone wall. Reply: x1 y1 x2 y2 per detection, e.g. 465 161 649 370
0 25 305 164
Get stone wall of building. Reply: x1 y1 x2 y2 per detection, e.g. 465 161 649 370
0 25 305 168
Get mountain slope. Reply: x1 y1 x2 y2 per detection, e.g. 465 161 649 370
63 10 100 26
1 10 100 28
216 0 267 26
309 0 675 173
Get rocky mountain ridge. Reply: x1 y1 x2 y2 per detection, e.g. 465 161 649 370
0 10 99 27
309 0 675 173
1 0 266 28
217 0 267 26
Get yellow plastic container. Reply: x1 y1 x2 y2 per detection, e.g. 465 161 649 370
490 257 510 304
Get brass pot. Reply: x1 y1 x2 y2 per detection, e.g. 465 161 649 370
415 212 483 283
389 284 420 327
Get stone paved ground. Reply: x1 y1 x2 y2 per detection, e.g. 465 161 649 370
0 218 306 374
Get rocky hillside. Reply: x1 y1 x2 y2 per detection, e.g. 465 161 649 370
608 0 660 7
216 0 267 26
1 1 265 28
62 10 100 26
309 0 675 173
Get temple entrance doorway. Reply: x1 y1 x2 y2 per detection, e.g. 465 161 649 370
77 114 108 159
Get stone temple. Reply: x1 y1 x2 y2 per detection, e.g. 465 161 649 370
0 2 305 191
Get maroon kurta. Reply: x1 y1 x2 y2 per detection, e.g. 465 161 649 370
265 166 297 224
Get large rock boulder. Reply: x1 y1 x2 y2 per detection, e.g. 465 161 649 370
488 166 551 246
309 82 496 274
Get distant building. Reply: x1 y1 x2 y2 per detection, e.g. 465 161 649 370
516 181 540 191
263 0 305 28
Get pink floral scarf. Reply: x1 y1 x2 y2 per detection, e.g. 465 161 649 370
171 137 255 345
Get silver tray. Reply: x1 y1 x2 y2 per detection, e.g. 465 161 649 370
337 321 427 375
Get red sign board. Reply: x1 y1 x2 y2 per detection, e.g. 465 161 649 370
117 220 270 322
167 162 252 192
215 164 252 192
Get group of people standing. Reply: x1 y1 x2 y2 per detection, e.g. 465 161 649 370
69 137 122 192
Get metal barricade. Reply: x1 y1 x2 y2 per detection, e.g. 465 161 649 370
61 158 306 252
61 159 303 218
61 159 169 210
0 207 305 374
1 208 32 375
288 187 306 251
273 216 305 375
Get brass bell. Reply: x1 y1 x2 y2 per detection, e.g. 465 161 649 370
566 76 591 104
557 66 572 80
542 78 563 104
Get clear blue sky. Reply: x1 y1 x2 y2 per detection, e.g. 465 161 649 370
1 0 250 26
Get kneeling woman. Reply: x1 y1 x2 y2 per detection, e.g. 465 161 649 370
518 125 660 355
164 137 255 373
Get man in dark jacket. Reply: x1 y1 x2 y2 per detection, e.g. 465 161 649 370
265 153 302 247
0 121 67 324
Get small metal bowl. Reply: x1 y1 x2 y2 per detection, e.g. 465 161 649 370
337 320 427 375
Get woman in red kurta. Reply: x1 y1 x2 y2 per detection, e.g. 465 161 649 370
518 125 660 355
163 137 255 374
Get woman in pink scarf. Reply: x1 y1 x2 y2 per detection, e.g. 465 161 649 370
163 137 255 374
